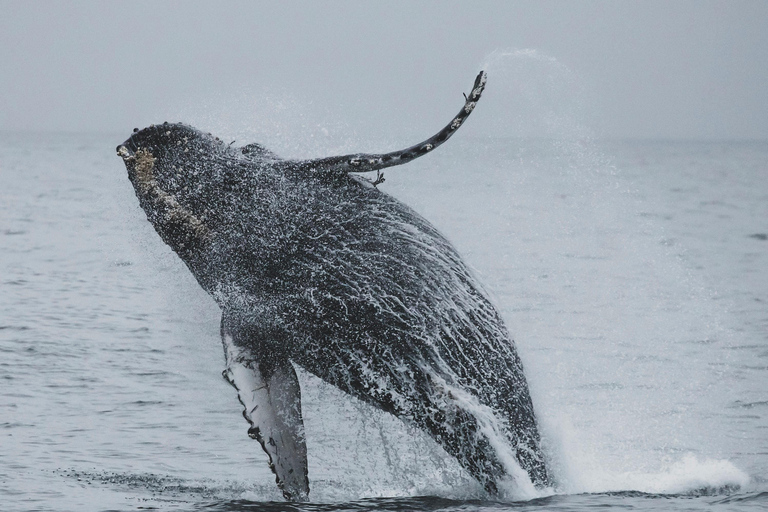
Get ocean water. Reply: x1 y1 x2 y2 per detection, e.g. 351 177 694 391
1 131 766 512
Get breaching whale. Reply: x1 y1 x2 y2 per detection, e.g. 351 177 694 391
117 71 550 500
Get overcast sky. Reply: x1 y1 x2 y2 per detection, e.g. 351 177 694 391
1 0 766 140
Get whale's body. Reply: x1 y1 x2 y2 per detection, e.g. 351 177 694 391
117 72 550 500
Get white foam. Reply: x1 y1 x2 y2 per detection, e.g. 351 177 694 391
599 455 747 495
556 437 748 495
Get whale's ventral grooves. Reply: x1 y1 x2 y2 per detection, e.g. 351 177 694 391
117 71 551 501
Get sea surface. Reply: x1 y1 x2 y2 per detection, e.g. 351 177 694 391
1 132 766 511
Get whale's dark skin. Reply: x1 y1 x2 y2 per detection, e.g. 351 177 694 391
117 72 550 500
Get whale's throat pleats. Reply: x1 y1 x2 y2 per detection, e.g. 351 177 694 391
221 319 309 502
130 148 212 254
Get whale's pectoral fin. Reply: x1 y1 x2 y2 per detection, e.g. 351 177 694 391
293 70 487 179
221 323 309 502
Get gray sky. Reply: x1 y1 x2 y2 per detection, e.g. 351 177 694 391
1 0 766 140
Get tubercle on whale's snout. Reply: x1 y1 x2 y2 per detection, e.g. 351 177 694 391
116 144 133 160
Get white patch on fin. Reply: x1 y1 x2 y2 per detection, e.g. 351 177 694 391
222 333 309 501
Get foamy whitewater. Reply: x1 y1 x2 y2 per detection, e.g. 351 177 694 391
1 54 766 511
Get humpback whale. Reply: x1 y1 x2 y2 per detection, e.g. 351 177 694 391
117 71 550 500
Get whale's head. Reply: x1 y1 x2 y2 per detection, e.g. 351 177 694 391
116 122 234 200
116 123 241 260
